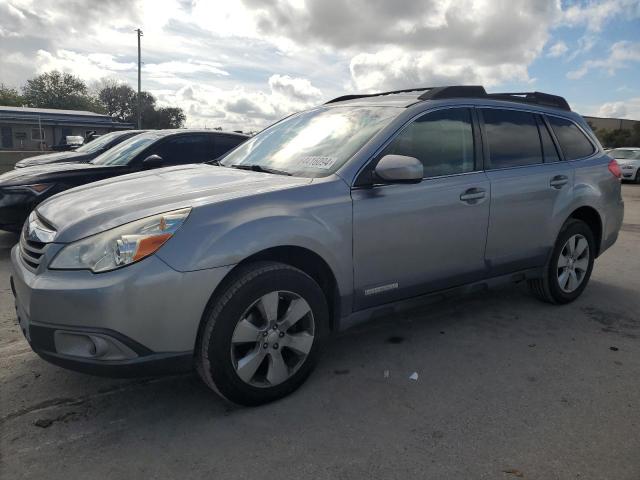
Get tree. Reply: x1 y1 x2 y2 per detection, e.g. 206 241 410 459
0 84 24 106
96 82 186 129
97 82 136 122
145 106 186 129
22 71 104 112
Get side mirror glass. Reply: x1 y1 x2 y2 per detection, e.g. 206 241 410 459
142 154 164 169
374 154 423 184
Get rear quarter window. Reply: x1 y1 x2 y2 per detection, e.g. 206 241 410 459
546 116 595 160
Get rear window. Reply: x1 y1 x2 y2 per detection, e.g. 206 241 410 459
609 149 640 160
546 116 595 160
482 109 543 169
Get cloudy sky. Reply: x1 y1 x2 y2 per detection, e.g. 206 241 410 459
1 0 639 130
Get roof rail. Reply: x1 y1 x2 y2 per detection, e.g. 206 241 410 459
325 85 571 111
324 87 432 104
487 91 571 111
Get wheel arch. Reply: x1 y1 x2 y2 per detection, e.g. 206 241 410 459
196 245 342 349
567 206 603 256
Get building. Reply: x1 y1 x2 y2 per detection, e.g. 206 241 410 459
583 115 639 132
0 106 133 151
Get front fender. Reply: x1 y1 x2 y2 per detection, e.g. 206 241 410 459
156 178 353 297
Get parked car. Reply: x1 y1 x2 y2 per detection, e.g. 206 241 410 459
0 129 248 231
10 86 623 406
15 130 146 169
608 147 640 183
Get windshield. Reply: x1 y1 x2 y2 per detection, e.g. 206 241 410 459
610 149 640 160
220 106 401 177
76 131 132 154
91 133 161 166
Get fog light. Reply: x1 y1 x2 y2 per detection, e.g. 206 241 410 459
54 331 138 360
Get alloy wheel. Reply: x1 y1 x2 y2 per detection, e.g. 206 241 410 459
557 234 590 293
230 291 315 387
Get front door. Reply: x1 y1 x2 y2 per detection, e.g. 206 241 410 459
352 108 490 310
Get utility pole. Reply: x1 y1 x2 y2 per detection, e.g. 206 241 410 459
135 28 143 129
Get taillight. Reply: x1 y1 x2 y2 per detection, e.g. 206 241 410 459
608 159 622 179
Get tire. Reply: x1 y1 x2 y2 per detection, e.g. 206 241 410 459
635 169 640 184
528 219 595 305
195 261 329 406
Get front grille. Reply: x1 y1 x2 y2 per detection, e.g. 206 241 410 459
20 226 49 271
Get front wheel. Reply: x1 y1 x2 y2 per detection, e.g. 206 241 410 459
528 219 595 304
196 261 329 406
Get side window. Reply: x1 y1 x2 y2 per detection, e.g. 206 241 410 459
380 108 475 178
152 135 211 165
536 116 561 163
546 116 595 160
482 109 542 169
211 135 245 159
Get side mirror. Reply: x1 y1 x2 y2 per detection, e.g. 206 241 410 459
142 154 164 169
374 154 423 184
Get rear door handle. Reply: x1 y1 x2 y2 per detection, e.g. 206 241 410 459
550 175 569 189
460 188 486 204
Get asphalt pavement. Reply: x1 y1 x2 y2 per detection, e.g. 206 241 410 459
1 184 639 480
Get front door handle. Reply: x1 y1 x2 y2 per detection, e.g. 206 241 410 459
550 175 569 189
460 188 486 204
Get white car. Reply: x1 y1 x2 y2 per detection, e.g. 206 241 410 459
609 148 640 183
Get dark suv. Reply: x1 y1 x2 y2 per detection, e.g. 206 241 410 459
0 129 248 231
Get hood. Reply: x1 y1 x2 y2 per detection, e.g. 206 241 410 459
37 164 311 242
0 161 103 186
15 151 87 168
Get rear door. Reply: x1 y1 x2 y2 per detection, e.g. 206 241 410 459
352 107 490 310
481 108 574 276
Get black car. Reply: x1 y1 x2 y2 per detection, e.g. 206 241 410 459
0 129 248 231
14 130 147 169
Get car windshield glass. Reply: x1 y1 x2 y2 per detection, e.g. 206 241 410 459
610 149 640 159
91 133 161 166
220 106 401 177
76 131 129 154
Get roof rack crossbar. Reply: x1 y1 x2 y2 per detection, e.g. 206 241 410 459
417 85 487 100
486 91 571 111
324 87 433 104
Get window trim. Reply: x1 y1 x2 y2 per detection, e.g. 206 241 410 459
543 113 598 162
353 105 481 187
535 114 563 164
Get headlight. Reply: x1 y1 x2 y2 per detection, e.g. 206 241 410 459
50 208 191 273
5 183 55 194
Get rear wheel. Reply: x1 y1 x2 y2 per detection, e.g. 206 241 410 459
528 219 595 304
196 261 328 406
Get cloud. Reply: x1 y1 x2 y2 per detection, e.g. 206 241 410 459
567 41 640 79
547 41 569 58
562 0 640 32
268 74 322 101
2 0 640 129
152 74 323 131
594 97 640 120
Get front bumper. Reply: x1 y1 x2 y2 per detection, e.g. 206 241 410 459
0 190 38 231
10 245 234 377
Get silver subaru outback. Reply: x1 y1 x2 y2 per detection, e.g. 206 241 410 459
11 86 624 405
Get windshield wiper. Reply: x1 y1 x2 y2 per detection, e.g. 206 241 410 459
229 164 292 176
